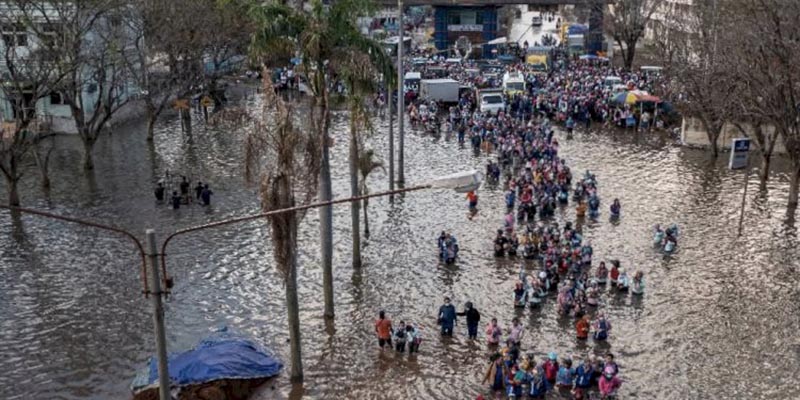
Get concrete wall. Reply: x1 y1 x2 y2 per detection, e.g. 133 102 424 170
47 99 145 134
680 117 786 154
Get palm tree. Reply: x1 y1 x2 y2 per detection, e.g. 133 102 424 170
242 73 322 383
250 0 394 305
358 149 385 239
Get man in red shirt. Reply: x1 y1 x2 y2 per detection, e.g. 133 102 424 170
375 310 393 349
576 313 590 340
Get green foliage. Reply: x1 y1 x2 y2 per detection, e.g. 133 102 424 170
246 0 395 89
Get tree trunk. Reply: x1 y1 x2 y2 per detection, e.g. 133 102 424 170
32 147 51 189
282 217 303 383
704 123 721 158
623 41 636 71
317 92 334 320
758 153 771 188
6 175 20 206
789 167 800 209
82 137 96 171
363 198 370 239
270 171 303 382
349 116 361 269
146 106 157 141
181 109 192 135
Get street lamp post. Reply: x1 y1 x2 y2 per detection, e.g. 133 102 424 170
397 0 405 186
0 169 482 394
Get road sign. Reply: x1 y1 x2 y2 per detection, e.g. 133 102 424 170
173 99 189 110
200 96 213 107
729 137 750 169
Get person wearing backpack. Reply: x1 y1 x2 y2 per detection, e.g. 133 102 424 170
574 357 594 389
593 313 612 341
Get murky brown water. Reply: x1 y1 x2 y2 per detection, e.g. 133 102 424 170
1 95 799 399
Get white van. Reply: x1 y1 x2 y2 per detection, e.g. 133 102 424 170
603 76 623 87
640 66 664 77
531 14 542 26
478 89 505 115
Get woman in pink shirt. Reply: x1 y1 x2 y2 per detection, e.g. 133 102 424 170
598 366 622 398
485 318 502 346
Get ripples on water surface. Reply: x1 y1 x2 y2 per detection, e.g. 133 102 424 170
1 96 799 399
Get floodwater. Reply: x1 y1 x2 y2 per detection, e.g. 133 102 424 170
1 93 800 400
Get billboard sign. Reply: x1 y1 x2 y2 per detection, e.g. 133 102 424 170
729 137 750 169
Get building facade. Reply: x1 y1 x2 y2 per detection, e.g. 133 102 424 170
433 6 499 58
0 3 141 134
644 0 694 45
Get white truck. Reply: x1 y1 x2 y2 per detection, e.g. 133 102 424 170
477 88 505 115
420 78 460 103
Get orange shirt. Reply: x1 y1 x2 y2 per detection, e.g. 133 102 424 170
375 319 392 339
467 192 478 202
576 319 590 339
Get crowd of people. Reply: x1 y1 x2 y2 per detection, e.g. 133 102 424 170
401 49 667 137
154 175 214 209
366 24 672 400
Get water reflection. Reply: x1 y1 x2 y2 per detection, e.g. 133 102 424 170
0 101 799 399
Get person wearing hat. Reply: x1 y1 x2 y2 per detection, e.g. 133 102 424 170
457 302 481 339
437 297 457 337
543 352 559 384
598 365 622 398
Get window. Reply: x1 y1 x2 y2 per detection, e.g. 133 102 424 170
447 11 461 25
40 23 60 48
2 24 28 47
49 92 65 105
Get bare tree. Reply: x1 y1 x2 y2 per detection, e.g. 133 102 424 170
0 4 67 204
664 0 735 157
605 0 663 70
197 0 252 106
730 0 800 208
243 71 321 383
18 0 135 170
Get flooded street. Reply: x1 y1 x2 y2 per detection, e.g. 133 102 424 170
1 96 800 400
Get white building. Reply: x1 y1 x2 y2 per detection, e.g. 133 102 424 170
0 2 141 134
644 0 694 45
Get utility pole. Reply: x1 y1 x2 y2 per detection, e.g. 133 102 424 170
396 0 405 186
738 166 749 236
388 84 395 202
146 229 170 400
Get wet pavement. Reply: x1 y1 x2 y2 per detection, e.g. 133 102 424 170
1 92 800 400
